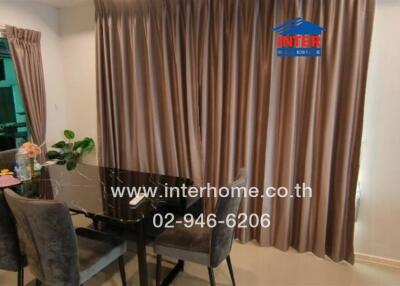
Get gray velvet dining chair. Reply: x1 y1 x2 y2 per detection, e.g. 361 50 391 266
4 189 128 286
154 171 247 286
0 191 26 286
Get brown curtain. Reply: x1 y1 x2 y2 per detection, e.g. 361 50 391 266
6 26 47 157
95 0 203 184
95 0 375 263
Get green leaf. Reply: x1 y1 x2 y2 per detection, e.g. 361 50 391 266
80 138 95 152
64 130 75 140
65 151 80 162
66 159 77 170
46 150 61 160
73 140 83 151
79 138 89 149
87 138 95 151
52 141 67 149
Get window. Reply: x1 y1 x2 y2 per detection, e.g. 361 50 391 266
0 37 29 151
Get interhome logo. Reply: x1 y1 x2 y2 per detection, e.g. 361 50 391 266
273 17 326 57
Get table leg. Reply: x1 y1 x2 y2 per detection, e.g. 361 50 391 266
160 260 184 286
137 220 148 286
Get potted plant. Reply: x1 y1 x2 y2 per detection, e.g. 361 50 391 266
46 130 95 170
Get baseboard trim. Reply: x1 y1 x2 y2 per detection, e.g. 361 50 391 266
355 253 400 268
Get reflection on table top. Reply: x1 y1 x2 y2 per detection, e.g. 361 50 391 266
15 164 193 224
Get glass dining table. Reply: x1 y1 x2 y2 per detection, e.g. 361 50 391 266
9 163 197 286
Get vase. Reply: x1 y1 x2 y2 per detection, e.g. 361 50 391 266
29 157 35 178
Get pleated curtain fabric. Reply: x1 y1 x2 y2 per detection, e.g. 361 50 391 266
6 26 47 158
95 0 375 263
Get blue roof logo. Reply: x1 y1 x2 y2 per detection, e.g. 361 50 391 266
273 17 326 57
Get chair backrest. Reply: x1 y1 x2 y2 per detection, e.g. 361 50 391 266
4 189 80 285
0 191 21 271
0 148 17 170
210 170 246 267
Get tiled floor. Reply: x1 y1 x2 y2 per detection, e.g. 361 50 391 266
1 216 400 286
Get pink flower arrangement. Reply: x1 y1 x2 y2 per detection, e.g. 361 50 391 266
22 142 42 158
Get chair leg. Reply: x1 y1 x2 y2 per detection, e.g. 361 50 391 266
207 267 216 286
92 219 99 230
226 255 236 286
118 256 127 286
178 259 184 272
17 265 24 286
156 255 162 286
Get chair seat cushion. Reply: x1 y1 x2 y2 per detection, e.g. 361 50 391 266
76 228 127 284
154 223 211 265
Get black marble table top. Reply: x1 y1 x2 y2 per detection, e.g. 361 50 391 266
13 164 193 224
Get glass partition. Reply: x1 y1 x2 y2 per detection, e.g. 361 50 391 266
0 37 29 151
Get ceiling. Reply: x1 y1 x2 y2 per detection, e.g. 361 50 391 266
31 0 92 8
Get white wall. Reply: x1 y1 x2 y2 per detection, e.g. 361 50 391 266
0 1 67 144
60 3 97 165
355 0 400 261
